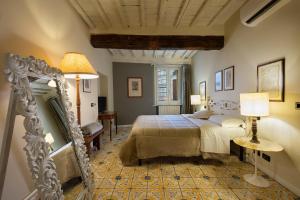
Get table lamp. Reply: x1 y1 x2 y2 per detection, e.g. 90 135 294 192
45 133 55 151
59 52 99 125
240 93 269 143
191 95 201 112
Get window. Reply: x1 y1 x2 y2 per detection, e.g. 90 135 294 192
155 66 181 105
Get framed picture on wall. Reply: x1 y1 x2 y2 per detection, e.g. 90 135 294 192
215 70 223 91
257 58 285 102
199 81 206 101
83 79 92 93
224 66 234 90
128 77 143 97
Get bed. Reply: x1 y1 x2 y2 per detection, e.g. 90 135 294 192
119 113 246 165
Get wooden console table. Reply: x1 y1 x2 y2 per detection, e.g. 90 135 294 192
98 111 117 141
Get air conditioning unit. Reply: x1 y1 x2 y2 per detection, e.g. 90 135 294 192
240 0 290 27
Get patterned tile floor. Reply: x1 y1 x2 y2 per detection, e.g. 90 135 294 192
86 127 298 200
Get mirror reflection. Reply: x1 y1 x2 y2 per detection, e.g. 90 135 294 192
30 78 84 199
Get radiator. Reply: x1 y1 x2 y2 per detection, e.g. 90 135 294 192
158 105 181 115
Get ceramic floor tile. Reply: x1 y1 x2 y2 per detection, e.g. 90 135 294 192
178 177 197 189
219 177 249 189
147 177 164 189
94 178 104 189
161 168 176 177
194 177 228 189
164 189 183 200
131 176 148 188
134 167 148 177
232 188 260 200
148 168 162 178
181 189 200 200
128 189 147 200
120 167 135 179
93 189 113 200
100 178 117 189
215 189 239 200
115 178 132 189
110 188 130 200
106 169 122 178
163 177 180 189
198 189 220 200
188 167 204 178
175 168 192 177
147 189 165 200
73 127 297 200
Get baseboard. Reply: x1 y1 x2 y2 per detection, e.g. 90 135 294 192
23 189 38 200
258 164 300 197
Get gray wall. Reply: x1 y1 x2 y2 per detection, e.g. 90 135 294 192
113 62 156 125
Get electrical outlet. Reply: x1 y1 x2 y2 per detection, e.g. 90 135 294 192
296 102 300 110
262 153 271 162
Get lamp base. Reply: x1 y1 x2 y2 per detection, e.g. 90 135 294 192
250 117 260 144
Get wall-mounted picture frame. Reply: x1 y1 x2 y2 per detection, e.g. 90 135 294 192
199 81 206 101
257 58 285 102
224 66 234 91
83 79 92 93
127 77 143 98
215 70 223 91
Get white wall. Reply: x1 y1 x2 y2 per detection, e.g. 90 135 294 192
192 0 300 195
0 0 113 199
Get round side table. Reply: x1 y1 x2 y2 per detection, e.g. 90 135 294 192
233 136 283 187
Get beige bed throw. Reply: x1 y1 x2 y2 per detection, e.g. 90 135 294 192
119 115 230 165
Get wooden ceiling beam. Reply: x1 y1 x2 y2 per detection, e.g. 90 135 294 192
92 0 112 28
107 49 114 55
207 0 231 26
91 34 224 50
157 0 166 26
189 0 208 26
139 0 146 26
113 0 129 27
172 50 177 58
174 0 190 27
68 0 95 28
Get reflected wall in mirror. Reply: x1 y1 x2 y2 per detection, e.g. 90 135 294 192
2 54 93 199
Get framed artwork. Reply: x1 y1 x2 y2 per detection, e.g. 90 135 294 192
199 81 206 101
215 70 223 91
83 79 91 93
224 66 234 90
127 77 143 97
257 58 285 102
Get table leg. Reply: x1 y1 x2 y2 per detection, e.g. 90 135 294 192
115 114 118 134
109 119 112 141
243 150 270 187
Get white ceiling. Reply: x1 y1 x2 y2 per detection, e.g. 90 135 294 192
68 0 247 63
109 49 197 64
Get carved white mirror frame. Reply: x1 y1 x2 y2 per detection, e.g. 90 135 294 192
0 54 93 199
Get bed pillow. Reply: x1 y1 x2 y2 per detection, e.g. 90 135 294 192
208 115 245 128
189 110 214 119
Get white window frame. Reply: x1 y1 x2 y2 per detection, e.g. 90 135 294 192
154 65 181 105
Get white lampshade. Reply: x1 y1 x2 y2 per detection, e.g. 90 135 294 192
240 93 269 117
191 95 201 105
59 52 99 79
45 133 55 145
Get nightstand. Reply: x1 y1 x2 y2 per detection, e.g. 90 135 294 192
233 136 283 187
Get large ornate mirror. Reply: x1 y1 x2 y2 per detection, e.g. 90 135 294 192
2 54 93 199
